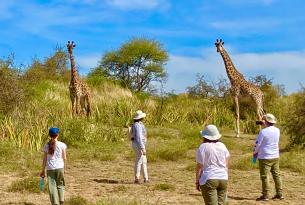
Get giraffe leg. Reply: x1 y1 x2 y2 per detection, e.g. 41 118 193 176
234 95 240 137
71 97 76 116
85 94 92 117
75 96 80 115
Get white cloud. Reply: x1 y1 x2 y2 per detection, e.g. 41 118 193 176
77 54 101 73
106 0 164 10
165 50 305 94
210 19 280 32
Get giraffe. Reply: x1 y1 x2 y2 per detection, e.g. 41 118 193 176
215 39 264 137
67 41 92 117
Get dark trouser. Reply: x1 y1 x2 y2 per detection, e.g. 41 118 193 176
258 158 283 197
47 168 65 205
200 179 228 205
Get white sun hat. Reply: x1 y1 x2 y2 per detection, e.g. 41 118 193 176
200 124 222 140
133 110 146 120
264 113 277 124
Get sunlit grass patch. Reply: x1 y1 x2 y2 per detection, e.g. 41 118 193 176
8 177 43 193
65 196 92 205
113 185 128 192
230 154 257 171
280 150 305 174
153 183 176 191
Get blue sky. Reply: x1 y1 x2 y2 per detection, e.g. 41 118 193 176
1 0 305 93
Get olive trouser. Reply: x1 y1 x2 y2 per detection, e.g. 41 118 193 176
258 158 283 197
47 168 65 205
200 179 228 205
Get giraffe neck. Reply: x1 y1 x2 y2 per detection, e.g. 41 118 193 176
219 49 243 83
68 52 78 82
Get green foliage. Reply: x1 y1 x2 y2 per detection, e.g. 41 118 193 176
283 90 305 148
96 37 168 92
8 177 42 193
23 46 69 84
153 183 176 191
0 55 24 114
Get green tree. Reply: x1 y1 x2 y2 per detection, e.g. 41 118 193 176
283 89 305 148
0 55 24 115
24 46 69 83
96 37 168 92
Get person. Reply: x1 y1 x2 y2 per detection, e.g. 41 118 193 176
196 124 230 205
253 113 284 201
40 127 67 205
131 110 148 184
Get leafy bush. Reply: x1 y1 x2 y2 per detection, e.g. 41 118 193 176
283 90 305 148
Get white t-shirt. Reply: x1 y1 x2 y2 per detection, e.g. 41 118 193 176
196 142 230 185
43 141 67 170
254 126 280 159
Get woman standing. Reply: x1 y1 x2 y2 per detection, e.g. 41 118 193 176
40 127 67 205
131 110 149 184
195 125 230 205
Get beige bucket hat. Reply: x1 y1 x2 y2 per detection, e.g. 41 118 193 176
264 113 277 124
200 124 222 140
133 110 146 120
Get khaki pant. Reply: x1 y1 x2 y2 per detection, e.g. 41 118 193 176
258 158 283 197
200 179 228 205
47 168 65 205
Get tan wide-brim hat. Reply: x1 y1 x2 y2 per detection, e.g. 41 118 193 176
200 124 222 141
264 113 277 124
133 110 146 120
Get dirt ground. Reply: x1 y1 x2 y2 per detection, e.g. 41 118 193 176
0 134 304 205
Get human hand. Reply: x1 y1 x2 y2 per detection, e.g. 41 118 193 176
39 171 46 178
141 149 146 155
196 181 201 191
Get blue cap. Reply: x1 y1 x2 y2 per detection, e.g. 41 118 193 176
49 127 59 136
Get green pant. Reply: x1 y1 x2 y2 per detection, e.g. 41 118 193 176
258 158 283 197
200 179 228 205
47 168 65 205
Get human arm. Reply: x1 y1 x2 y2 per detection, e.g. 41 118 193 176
62 148 67 173
196 163 203 191
134 123 146 154
40 152 47 178
253 131 264 155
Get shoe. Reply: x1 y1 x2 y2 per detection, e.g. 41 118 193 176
272 195 284 200
144 179 149 183
256 195 269 201
134 179 140 184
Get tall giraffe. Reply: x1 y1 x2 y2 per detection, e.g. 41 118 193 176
67 41 92 117
215 39 264 137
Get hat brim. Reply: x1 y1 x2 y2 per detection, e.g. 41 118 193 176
266 119 276 124
133 113 146 120
200 131 221 140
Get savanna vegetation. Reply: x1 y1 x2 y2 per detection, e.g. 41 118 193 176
0 37 304 204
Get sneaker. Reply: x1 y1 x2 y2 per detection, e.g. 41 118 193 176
144 179 149 183
272 195 284 200
134 179 140 184
256 195 269 201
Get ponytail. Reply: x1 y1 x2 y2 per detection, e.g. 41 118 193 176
48 137 56 155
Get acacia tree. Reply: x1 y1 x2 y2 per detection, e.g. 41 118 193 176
97 37 168 92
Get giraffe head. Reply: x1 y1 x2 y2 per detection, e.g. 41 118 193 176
215 39 224 52
67 41 76 54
